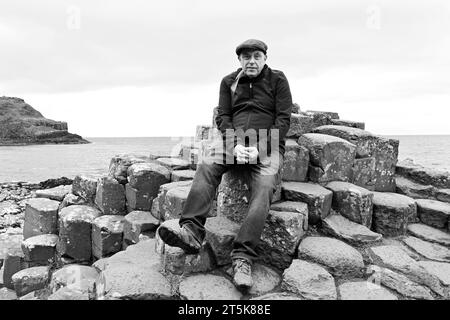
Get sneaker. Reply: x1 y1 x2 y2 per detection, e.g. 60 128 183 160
157 224 202 254
232 258 253 290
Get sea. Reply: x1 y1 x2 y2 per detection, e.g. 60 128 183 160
1 135 450 183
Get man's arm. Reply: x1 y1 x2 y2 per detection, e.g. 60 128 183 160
258 72 293 156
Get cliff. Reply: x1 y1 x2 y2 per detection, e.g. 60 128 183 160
0 96 90 145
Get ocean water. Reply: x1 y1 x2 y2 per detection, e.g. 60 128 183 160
1 135 449 183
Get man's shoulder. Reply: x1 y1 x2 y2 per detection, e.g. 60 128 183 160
221 68 242 85
267 67 288 81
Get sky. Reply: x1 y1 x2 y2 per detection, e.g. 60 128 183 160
1 0 450 137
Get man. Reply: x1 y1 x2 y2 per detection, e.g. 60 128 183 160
158 39 292 290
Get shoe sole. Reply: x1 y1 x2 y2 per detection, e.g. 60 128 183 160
158 226 200 254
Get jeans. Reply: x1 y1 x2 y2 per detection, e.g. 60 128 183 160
179 143 283 263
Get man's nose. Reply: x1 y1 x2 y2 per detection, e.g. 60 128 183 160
249 56 256 64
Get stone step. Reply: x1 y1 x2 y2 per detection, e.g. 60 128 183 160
50 264 99 294
396 159 450 189
407 223 450 247
171 170 196 182
324 181 373 228
11 266 50 297
72 175 100 203
282 181 333 225
297 133 356 184
366 265 434 300
372 192 417 236
23 198 60 240
415 199 450 230
395 175 436 200
312 125 398 192
58 205 101 262
297 236 364 277
155 157 191 171
280 139 309 182
91 215 125 259
35 185 72 202
21 234 59 266
416 261 450 298
368 245 446 297
95 176 126 216
321 213 382 245
402 236 450 263
329 119 365 130
179 274 242 300
150 180 193 221
108 154 150 184
338 281 398 300
123 210 160 246
281 259 337 300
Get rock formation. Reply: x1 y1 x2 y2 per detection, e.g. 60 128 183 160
1 104 450 300
0 96 89 145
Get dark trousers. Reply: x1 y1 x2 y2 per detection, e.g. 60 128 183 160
179 144 283 263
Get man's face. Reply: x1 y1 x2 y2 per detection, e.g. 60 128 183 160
238 50 267 78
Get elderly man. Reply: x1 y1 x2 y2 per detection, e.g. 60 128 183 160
158 39 292 290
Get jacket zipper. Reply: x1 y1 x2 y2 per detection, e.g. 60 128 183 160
246 82 253 132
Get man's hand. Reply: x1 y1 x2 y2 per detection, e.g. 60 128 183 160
234 145 259 164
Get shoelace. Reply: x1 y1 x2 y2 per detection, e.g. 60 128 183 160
234 259 251 274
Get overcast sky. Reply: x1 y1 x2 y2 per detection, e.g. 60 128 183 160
1 0 450 137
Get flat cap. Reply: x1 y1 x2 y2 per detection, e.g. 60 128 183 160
235 39 268 55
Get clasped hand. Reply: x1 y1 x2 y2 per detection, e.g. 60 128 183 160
234 145 259 163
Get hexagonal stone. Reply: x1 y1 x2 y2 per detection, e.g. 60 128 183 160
2 248 26 289
171 170 196 182
21 234 59 265
325 181 373 228
282 181 333 224
35 185 72 201
395 176 436 200
95 176 126 216
161 245 214 275
297 237 364 277
330 119 365 129
270 201 309 231
108 154 149 184
58 193 87 212
338 281 397 300
298 133 356 183
351 157 376 191
216 168 250 224
368 245 445 296
407 223 450 247
280 139 309 182
11 266 50 297
287 113 315 138
125 184 153 212
58 205 101 261
72 175 99 203
0 233 23 262
23 198 60 240
127 162 171 194
93 240 173 300
321 214 382 245
417 261 450 289
396 159 450 189
258 210 307 270
92 215 125 259
249 264 281 296
158 184 191 221
372 192 417 236
436 189 450 204
205 217 239 266
402 236 450 262
50 265 99 294
281 259 337 300
179 274 242 300
156 157 191 170
416 199 450 229
312 125 399 192
366 265 433 300
123 210 160 245
151 180 192 220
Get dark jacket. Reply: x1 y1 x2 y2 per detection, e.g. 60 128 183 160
215 64 292 157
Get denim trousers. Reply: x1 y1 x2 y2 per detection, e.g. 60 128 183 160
179 142 283 263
